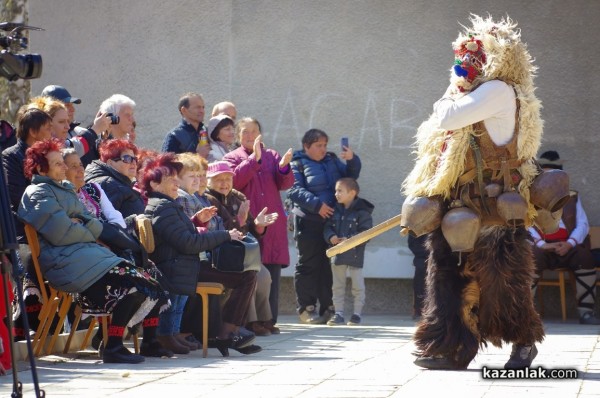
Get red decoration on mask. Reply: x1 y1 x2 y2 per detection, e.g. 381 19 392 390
454 36 486 83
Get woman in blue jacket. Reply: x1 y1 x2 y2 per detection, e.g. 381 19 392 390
18 139 169 364
287 129 361 324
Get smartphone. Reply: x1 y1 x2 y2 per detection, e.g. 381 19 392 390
341 137 349 151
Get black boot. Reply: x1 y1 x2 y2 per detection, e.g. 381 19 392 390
504 344 537 369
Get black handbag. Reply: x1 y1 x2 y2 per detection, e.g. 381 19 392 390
211 233 261 273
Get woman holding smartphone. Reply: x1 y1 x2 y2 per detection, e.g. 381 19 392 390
286 129 361 325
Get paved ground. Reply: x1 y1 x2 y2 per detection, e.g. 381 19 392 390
1 315 599 398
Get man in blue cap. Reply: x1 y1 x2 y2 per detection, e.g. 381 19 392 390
41 84 82 138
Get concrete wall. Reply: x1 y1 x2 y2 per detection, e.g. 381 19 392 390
26 0 600 279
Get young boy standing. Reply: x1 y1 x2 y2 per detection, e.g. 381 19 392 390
323 178 374 325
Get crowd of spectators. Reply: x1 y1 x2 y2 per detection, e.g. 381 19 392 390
1 87 296 365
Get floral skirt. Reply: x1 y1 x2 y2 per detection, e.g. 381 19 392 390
76 263 170 324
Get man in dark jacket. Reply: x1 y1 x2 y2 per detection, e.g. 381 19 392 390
161 93 209 158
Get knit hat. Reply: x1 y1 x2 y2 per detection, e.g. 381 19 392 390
538 150 563 170
207 114 234 141
207 161 235 178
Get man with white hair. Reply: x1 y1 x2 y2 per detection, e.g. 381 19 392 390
75 94 136 167
98 94 136 140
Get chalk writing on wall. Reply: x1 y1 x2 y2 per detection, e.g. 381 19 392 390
272 89 422 150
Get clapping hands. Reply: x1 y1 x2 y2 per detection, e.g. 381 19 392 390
279 148 293 168
228 228 244 241
194 206 218 223
254 207 278 227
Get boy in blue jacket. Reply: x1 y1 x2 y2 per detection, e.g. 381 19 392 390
323 178 373 325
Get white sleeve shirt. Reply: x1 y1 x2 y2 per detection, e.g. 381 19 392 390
434 80 517 146
529 196 589 248
96 183 127 228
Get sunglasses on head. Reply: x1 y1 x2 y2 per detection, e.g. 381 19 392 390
112 154 138 164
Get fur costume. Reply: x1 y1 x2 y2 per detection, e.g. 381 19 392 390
402 15 543 224
404 15 545 368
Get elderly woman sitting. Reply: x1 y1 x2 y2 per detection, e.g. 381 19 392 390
85 139 144 219
206 161 279 336
141 153 261 356
18 139 170 363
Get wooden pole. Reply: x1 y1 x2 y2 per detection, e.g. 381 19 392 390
326 214 402 258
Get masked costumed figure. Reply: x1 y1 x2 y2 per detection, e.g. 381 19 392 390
401 15 569 370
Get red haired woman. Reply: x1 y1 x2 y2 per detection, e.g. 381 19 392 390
141 153 259 356
18 139 170 363
85 139 145 218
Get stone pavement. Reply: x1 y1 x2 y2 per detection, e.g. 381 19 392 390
1 315 599 398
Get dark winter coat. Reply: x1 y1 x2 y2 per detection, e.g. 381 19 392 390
223 145 294 266
17 175 122 293
144 192 230 295
206 188 264 238
161 119 205 154
2 139 30 242
85 160 145 218
287 150 361 223
323 197 374 268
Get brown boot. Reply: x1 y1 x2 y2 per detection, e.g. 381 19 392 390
156 335 190 355
247 321 271 336
262 320 281 334
175 334 198 350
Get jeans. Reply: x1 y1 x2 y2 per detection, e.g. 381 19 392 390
158 294 188 335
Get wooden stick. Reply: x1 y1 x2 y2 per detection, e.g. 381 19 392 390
326 214 402 258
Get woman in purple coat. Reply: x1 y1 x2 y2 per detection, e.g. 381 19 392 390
223 117 294 328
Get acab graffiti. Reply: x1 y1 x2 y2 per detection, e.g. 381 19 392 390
269 89 423 150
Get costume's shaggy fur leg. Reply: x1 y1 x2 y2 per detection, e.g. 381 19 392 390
470 226 545 347
414 228 480 368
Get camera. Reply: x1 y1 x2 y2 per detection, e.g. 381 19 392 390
106 112 120 125
0 22 43 81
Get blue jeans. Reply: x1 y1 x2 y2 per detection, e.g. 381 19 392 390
158 294 188 335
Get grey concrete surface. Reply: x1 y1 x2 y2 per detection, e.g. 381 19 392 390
2 315 599 397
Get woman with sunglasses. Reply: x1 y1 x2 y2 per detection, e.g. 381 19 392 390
85 139 145 219
18 139 169 364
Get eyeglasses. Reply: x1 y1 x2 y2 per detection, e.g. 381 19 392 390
112 154 138 164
